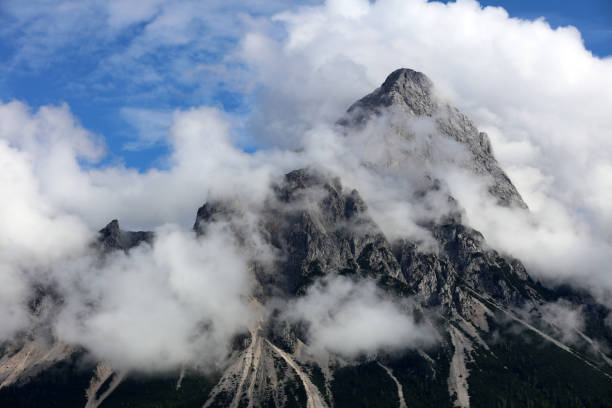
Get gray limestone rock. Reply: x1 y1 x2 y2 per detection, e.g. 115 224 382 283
340 68 527 209
97 219 153 252
340 68 438 123
193 168 405 297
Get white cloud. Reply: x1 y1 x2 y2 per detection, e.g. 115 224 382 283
106 0 165 29
0 264 29 340
0 128 93 340
54 224 255 372
0 101 286 230
538 300 585 344
282 275 436 357
0 101 103 162
0 102 266 369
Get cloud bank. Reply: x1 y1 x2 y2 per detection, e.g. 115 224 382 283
54 224 255 372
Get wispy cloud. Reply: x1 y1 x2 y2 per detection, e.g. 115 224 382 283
120 107 173 150
0 0 316 108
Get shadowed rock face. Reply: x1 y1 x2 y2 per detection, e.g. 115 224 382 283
97 219 153 251
394 221 535 314
193 168 405 298
191 165 535 323
266 169 404 295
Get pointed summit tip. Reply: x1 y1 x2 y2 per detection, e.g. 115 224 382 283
97 219 153 251
341 67 438 122
376 68 436 114
381 68 433 94
100 219 120 234
338 67 528 209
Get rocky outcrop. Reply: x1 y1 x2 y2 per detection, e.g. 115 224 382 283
264 168 404 295
340 68 438 122
97 219 153 252
193 168 405 298
394 219 539 325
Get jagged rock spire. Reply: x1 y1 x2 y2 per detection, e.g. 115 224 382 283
97 219 153 251
347 68 438 118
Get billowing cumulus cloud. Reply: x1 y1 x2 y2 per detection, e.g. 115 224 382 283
0 102 270 369
0 118 94 339
53 224 255 372
0 104 262 369
0 101 283 229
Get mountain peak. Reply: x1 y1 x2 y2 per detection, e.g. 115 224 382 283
98 219 121 242
339 68 527 209
345 67 437 120
380 68 434 101
97 219 153 251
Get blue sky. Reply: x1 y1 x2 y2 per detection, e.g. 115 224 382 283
1 0 610 171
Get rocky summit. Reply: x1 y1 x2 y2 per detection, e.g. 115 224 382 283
1 69 611 408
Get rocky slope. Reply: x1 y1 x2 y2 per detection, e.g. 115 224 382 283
338 68 526 209
1 69 611 407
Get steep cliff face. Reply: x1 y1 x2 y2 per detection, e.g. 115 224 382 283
1 69 611 408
